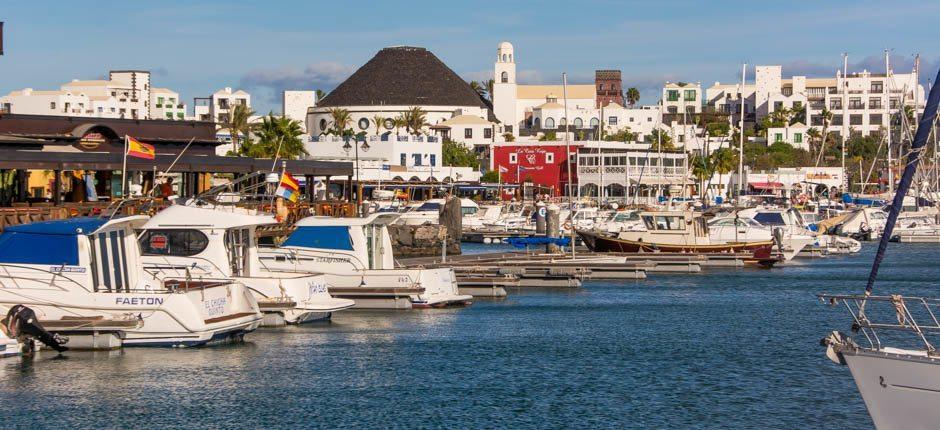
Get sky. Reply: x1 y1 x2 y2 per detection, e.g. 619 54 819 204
2 0 940 115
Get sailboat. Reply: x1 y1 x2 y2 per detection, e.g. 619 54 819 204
819 66 940 429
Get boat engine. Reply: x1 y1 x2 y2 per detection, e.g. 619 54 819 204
2 305 69 354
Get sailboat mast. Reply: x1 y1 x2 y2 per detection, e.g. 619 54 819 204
841 53 848 191
563 72 575 258
738 63 746 198
886 50 893 194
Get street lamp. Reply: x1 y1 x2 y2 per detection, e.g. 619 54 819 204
342 132 370 215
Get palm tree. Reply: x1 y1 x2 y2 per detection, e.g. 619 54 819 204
815 108 833 166
392 115 406 136
807 127 821 156
402 106 428 135
485 79 495 101
241 114 308 159
221 104 256 155
625 87 640 107
469 81 485 98
372 115 386 136
328 107 352 136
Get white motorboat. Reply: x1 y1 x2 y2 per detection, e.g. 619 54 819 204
0 217 262 349
739 207 862 255
836 207 888 240
397 198 479 226
258 213 473 309
139 204 355 326
707 215 814 261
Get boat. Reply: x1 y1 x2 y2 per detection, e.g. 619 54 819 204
736 207 861 255
0 217 262 349
707 215 813 261
397 198 479 226
258 213 473 309
0 307 22 357
819 66 940 429
139 204 355 326
578 210 775 256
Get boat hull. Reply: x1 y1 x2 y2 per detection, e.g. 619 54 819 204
834 345 940 430
578 230 774 255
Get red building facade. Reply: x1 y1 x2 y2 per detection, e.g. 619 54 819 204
491 143 581 197
595 70 624 108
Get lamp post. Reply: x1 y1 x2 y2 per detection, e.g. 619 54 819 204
343 132 370 216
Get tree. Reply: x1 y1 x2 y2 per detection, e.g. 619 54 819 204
480 170 500 183
221 104 257 155
502 132 515 142
469 81 486 98
442 139 480 168
647 129 674 151
485 79 495 101
392 115 406 136
538 131 557 141
372 115 386 136
402 106 428 135
706 122 730 137
327 107 352 135
604 128 638 142
710 147 738 174
240 114 308 159
625 87 640 107
314 89 327 102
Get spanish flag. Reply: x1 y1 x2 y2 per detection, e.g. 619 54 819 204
275 171 300 202
126 136 155 160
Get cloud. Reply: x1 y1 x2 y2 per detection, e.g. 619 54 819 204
240 61 356 102
780 54 940 84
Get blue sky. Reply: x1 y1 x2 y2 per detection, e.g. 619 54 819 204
3 0 940 114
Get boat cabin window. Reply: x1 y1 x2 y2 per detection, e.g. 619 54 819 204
870 211 887 220
642 215 685 231
612 212 638 222
225 228 251 277
416 202 442 212
139 229 209 256
461 206 478 216
753 212 786 226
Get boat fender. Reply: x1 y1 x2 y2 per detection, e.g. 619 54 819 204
3 305 69 353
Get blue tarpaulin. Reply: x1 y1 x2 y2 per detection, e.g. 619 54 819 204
505 236 571 248
283 226 354 251
0 217 108 266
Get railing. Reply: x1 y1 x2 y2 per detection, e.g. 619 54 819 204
819 293 940 352
312 135 439 143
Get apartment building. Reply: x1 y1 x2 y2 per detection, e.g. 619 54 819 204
194 87 251 123
662 82 702 115
150 88 187 121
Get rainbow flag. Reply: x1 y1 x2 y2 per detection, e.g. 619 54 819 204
126 136 155 159
275 172 300 202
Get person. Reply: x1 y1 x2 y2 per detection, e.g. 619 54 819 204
159 177 174 198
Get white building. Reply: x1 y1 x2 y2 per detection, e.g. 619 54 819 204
195 87 251 124
283 90 317 132
150 87 187 121
576 141 689 202
662 82 702 115
1 70 167 120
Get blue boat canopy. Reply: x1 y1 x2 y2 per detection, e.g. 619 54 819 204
5 217 109 236
282 226 354 251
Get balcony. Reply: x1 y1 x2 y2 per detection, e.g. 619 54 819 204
849 103 866 110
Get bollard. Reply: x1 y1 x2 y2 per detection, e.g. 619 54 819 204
439 194 463 256
546 203 560 253
535 200 547 235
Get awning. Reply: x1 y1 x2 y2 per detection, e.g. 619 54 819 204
748 181 785 190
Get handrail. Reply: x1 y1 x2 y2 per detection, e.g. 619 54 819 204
818 293 940 352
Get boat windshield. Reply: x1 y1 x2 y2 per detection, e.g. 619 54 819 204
753 212 787 226
643 215 685 231
415 202 442 212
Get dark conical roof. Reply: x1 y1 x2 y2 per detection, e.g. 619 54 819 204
318 46 489 110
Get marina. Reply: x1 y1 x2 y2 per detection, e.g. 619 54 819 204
3 2 940 427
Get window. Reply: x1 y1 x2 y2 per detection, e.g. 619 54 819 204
50 102 56 109
774 133 783 142
177 113 184 119
890 98 900 109
573 118 583 128
509 153 518 164
97 107 103 113
500 71 508 83
465 128 473 139
667 90 679 102
484 128 492 139
849 97 863 109
850 114 863 125
753 213 786 226
831 115 843 126
667 106 678 114
157 97 164 107
794 133 803 143
412 154 422 166
608 116 618 126
166 112 173 119
139 229 209 256
774 101 783 111
319 119 327 131
358 118 369 130
870 114 882 124
598 84 604 90
400 153 407 166
544 117 555 128
590 118 599 127
869 97 882 109
505 125 513 133
684 90 696 101
871 81 883 93
546 153 554 163
430 154 436 166
830 99 842 109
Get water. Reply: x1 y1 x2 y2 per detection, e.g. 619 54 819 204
4 243 938 429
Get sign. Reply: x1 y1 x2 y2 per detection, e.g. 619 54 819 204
149 234 168 250
79 132 107 150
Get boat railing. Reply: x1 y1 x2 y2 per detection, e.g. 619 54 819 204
0 263 89 292
818 293 940 353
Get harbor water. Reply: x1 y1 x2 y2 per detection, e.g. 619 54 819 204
5 243 937 428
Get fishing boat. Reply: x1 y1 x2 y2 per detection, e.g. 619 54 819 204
0 217 262 349
258 213 473 309
577 210 774 255
139 204 355 326
819 66 940 429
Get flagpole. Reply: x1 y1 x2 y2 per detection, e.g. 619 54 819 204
150 137 195 198
121 135 129 198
